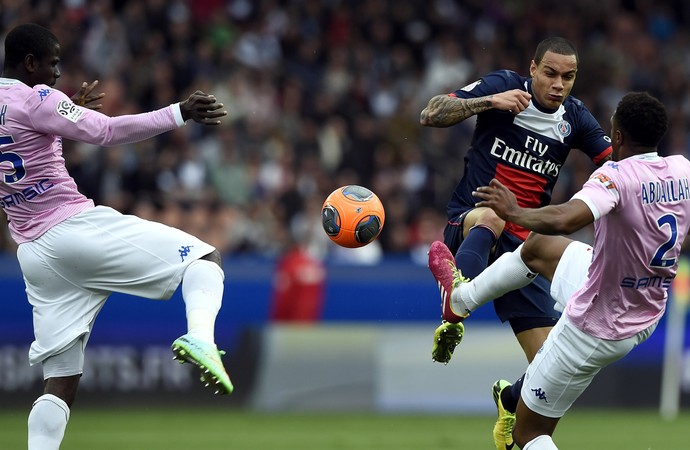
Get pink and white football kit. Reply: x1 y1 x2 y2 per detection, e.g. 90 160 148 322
523 152 690 418
0 78 215 369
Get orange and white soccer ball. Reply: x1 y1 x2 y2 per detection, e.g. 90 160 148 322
321 185 385 248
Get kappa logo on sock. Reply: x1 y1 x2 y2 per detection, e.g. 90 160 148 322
178 245 194 262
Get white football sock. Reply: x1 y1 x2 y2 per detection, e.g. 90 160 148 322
452 244 538 313
522 434 559 449
182 259 224 344
28 394 70 450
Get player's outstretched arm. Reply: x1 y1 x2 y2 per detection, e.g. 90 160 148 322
71 80 105 110
420 89 531 127
179 90 227 125
420 94 491 127
473 178 593 235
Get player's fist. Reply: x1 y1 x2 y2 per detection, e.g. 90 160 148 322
180 90 227 125
491 89 531 114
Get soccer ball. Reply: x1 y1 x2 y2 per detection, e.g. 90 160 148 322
321 185 385 248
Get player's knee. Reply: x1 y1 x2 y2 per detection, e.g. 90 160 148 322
476 208 506 235
200 249 222 268
521 233 547 269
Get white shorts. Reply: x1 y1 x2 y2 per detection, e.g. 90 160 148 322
550 241 592 312
521 315 656 418
16 206 215 375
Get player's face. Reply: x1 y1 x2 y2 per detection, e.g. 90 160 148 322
33 43 61 87
529 51 578 110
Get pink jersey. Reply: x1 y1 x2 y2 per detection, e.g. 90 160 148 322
566 153 690 339
0 78 184 243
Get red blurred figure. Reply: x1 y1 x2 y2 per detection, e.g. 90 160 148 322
270 245 326 322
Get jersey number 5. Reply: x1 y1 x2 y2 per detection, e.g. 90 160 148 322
0 134 26 183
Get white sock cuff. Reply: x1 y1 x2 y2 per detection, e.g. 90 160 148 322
523 435 558 450
33 394 70 422
514 243 538 276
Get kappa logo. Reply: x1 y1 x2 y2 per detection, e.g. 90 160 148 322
37 88 52 101
179 245 194 262
531 387 548 403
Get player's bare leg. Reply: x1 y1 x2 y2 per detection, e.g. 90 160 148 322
513 397 560 449
516 327 553 362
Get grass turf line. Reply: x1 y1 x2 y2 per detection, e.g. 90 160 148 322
2 408 687 449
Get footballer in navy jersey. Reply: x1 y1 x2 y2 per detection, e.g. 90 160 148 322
421 37 612 371
448 69 611 241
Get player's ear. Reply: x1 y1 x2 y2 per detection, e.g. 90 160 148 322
614 129 624 146
23 54 37 73
529 60 537 77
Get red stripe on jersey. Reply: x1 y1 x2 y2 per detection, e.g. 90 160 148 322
592 145 612 165
493 164 546 241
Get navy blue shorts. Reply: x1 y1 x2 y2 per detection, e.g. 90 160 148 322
444 212 559 334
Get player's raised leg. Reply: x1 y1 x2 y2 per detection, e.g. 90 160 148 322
454 208 504 280
172 250 233 394
428 241 471 323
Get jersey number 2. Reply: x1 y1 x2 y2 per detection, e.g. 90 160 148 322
650 214 678 268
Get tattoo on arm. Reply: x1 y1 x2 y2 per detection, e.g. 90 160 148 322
421 95 494 127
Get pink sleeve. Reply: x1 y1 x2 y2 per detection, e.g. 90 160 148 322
30 87 184 146
571 166 619 221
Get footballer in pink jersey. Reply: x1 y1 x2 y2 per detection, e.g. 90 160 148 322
2 23 233 450
430 92 682 449
566 152 690 340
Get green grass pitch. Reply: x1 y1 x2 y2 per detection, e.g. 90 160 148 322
2 408 687 449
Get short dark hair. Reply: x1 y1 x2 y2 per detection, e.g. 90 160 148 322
534 37 578 65
614 92 668 147
4 23 59 69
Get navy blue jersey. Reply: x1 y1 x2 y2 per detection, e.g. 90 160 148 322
447 70 611 240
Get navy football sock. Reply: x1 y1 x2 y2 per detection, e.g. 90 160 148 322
501 375 523 414
455 225 497 279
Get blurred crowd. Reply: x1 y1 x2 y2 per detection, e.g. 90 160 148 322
1 0 689 262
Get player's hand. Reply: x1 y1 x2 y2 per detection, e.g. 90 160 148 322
180 90 227 125
491 89 531 114
72 80 105 110
472 178 520 220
